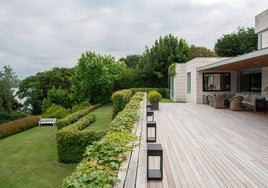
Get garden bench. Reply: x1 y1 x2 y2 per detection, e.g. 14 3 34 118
38 118 57 126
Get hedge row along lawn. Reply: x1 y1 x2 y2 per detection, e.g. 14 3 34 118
0 104 113 188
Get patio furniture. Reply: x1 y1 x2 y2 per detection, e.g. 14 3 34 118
147 143 163 180
212 95 225 108
147 121 157 142
256 99 268 112
229 96 243 111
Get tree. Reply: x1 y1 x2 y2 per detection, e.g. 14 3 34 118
17 67 74 114
119 54 142 68
136 34 189 87
214 27 257 57
72 51 125 104
0 65 19 114
187 45 217 61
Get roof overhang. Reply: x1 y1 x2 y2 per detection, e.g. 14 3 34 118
197 48 268 71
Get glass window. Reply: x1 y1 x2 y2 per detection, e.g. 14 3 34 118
187 72 191 93
203 73 230 91
239 69 261 93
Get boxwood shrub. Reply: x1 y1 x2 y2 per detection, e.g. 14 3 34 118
0 116 40 139
62 92 144 187
56 113 106 163
111 89 133 118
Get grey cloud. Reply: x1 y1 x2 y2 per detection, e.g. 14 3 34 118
0 0 267 79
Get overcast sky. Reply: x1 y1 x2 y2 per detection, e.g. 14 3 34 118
0 0 267 79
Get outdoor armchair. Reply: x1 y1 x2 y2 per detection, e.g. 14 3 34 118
230 96 243 111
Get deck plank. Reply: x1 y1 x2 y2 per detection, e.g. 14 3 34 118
147 103 268 188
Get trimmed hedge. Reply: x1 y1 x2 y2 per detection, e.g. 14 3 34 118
56 113 106 163
62 92 144 187
0 116 40 139
111 89 133 118
131 87 169 98
57 104 101 130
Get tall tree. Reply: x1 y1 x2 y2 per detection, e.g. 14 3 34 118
119 54 142 68
0 65 18 114
214 27 257 57
17 67 74 114
72 51 126 104
137 34 189 87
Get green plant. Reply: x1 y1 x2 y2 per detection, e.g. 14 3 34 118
57 104 101 130
43 104 70 119
62 92 144 187
148 90 162 102
56 113 105 163
111 89 133 118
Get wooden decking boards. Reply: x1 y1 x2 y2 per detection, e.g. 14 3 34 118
146 103 268 188
116 102 268 188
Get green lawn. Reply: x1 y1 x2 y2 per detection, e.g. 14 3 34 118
0 126 76 188
0 104 113 188
84 103 113 131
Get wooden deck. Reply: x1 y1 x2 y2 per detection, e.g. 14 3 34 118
147 103 268 188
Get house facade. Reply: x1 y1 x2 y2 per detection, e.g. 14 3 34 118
170 9 268 104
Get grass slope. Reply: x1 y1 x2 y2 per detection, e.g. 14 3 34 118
84 103 113 131
0 126 76 188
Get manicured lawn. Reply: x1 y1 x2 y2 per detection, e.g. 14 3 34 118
0 126 76 188
84 103 113 131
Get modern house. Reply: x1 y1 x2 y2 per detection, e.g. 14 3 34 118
170 9 268 105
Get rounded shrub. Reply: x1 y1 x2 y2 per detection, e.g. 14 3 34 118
148 90 162 102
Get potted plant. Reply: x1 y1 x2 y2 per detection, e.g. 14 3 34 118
148 90 162 110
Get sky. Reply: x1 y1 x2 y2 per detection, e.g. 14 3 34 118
0 0 267 79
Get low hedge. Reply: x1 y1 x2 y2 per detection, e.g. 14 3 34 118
62 92 144 187
56 113 106 163
131 87 169 98
111 89 133 118
0 116 40 139
57 104 101 130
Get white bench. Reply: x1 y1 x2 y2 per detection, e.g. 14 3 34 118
38 118 57 126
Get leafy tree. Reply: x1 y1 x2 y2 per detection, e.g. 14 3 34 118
17 67 74 114
187 45 217 61
136 34 189 87
119 54 142 68
214 27 257 57
42 86 72 113
0 65 19 114
72 51 125 104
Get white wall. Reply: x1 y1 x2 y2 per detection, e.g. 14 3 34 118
172 63 186 102
255 9 268 49
172 58 230 103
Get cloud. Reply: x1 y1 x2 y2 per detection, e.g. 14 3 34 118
0 0 267 79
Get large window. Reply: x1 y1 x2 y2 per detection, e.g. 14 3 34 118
203 72 230 91
239 69 262 93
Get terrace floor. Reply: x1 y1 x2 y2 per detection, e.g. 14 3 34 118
146 103 268 188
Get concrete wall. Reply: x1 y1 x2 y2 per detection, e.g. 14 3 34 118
255 9 268 49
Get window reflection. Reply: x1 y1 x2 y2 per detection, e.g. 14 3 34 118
203 73 231 91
